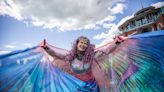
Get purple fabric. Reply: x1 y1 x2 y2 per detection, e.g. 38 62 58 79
120 62 138 84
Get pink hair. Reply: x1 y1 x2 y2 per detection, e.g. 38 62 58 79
67 36 95 64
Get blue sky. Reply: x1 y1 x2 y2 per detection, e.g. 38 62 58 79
0 0 164 54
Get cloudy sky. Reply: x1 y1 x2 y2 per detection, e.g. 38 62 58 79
0 0 164 54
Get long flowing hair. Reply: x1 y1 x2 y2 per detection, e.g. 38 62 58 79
67 36 95 64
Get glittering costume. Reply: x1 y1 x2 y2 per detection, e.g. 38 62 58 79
0 30 164 92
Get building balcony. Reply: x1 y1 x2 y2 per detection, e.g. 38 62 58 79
122 16 158 32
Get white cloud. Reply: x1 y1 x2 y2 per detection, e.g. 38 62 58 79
94 23 120 47
94 15 133 47
102 23 115 29
0 50 11 55
1 42 33 52
0 0 126 31
0 0 23 20
5 45 16 49
94 1 164 47
151 2 164 8
110 3 127 14
24 43 32 47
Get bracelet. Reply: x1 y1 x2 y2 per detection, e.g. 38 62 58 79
115 40 124 45
115 41 121 45
43 46 49 50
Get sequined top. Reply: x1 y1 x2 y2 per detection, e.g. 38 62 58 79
71 58 91 74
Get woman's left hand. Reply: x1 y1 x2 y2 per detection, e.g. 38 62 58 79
114 36 128 44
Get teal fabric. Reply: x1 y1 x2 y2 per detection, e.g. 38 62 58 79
0 30 164 92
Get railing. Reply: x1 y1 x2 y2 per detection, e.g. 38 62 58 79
122 16 158 32
120 6 164 33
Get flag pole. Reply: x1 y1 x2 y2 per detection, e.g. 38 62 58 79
139 0 143 9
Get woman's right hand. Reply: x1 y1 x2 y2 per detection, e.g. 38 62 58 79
39 39 49 49
34 40 47 53
34 39 49 54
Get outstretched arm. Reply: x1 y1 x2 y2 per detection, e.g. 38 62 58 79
40 39 66 60
104 41 119 54
95 36 128 61
104 36 127 54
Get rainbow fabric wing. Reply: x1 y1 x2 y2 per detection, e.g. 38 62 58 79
0 30 164 92
95 30 164 92
0 46 96 92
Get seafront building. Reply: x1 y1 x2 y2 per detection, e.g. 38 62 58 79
119 6 164 36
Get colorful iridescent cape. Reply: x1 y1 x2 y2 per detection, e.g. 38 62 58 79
0 30 164 92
